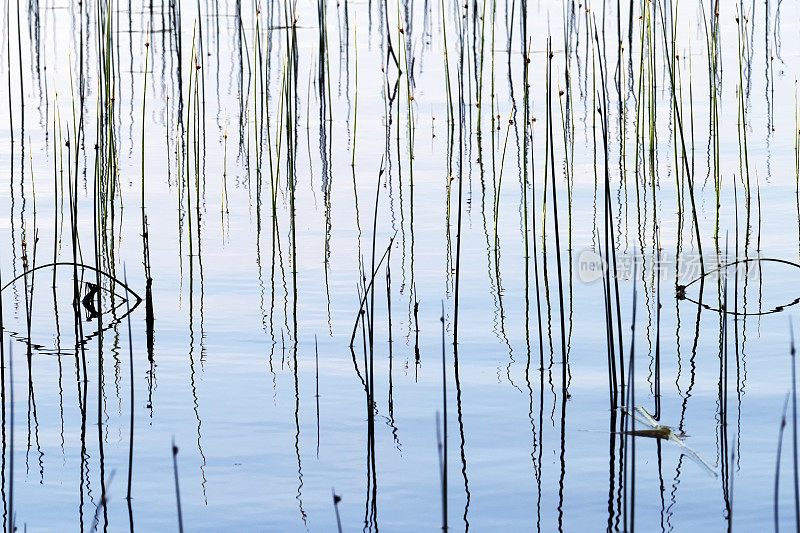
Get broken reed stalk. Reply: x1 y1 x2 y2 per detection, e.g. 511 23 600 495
348 235 395 348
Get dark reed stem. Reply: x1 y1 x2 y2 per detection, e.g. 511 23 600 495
441 302 448 531
627 264 638 532
546 38 568 394
315 336 320 459
595 24 625 400
656 2 704 275
172 439 184 533
6 342 11 533
792 321 799 533
777 392 790 533
124 267 135 512
332 489 343 533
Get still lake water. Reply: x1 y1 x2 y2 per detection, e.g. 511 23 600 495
1 0 800 531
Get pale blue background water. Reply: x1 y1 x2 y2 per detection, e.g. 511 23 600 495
0 1 799 531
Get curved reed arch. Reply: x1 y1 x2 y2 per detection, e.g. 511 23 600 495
678 258 800 316
0 262 144 357
1 261 143 305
